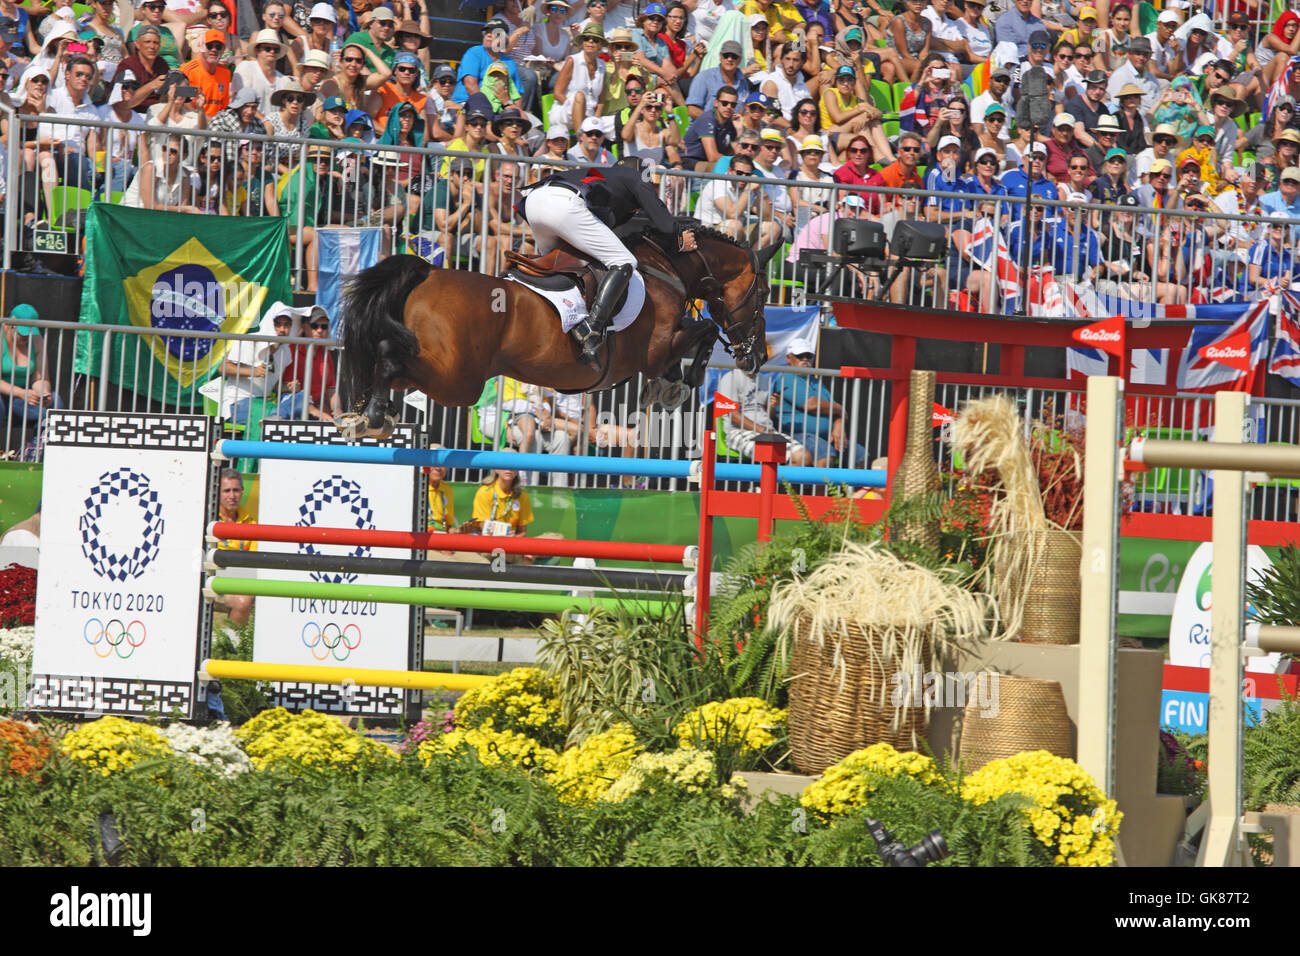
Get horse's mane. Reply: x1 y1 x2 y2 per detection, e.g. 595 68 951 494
691 226 750 254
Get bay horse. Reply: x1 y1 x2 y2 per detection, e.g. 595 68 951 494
336 228 778 439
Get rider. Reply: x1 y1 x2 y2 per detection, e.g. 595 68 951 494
516 156 698 370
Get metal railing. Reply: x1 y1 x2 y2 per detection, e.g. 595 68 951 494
7 109 1300 319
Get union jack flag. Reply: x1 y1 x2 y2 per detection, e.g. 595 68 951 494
1175 298 1270 393
1269 291 1300 385
1265 55 1300 121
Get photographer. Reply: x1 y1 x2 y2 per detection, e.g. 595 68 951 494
621 87 682 166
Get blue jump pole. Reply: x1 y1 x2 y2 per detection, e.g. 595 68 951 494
218 440 887 488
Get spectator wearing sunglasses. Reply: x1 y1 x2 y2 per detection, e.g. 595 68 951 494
376 51 427 132
130 2 182 69
180 28 231 114
992 0 1044 60
180 3 238 60
1128 121 1178 189
279 306 339 422
1145 8 1181 81
82 0 125 65
425 63 460 144
681 82 737 169
232 28 291 117
685 39 751 119
344 5 399 70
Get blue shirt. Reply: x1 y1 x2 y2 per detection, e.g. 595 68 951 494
999 167 1056 219
453 47 522 103
686 67 752 112
1249 238 1296 283
1260 190 1300 242
794 0 833 36
635 28 670 66
962 174 1009 198
682 110 736 162
925 165 967 214
993 8 1045 59
774 372 834 438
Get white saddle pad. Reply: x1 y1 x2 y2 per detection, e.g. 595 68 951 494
504 274 589 333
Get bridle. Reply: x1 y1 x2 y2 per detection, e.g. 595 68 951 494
687 245 766 364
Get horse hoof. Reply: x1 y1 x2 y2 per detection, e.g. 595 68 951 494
662 382 692 410
336 413 367 441
366 415 397 441
639 379 663 408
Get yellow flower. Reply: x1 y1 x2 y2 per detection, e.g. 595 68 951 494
60 716 172 774
549 724 642 804
800 742 946 817
672 698 787 755
417 726 558 771
961 751 1122 867
236 708 393 772
603 748 719 803
452 667 566 748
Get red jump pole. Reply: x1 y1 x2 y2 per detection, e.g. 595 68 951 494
208 523 692 565
752 434 787 543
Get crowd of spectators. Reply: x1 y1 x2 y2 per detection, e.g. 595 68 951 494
4 2 1300 317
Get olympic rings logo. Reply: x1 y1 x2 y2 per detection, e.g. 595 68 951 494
302 621 362 662
84 618 147 659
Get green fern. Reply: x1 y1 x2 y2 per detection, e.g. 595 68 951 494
1247 542 1300 628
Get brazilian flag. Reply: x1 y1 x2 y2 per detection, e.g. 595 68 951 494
76 204 291 405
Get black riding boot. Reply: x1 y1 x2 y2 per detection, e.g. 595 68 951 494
572 263 633 371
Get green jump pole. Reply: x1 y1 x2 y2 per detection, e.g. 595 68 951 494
204 576 675 617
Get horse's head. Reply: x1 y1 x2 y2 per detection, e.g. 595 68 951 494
692 234 780 376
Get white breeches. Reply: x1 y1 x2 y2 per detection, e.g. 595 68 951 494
524 185 645 331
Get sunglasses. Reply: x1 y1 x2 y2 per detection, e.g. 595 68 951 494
798 108 817 115
166 148 180 156
1074 52 1091 59
30 76 48 84
206 42 226 51
310 322 331 330
613 43 638 51
283 95 305 104
208 9 230 18
265 9 284 16
272 318 293 326
71 71 93 79
625 86 644 94
987 115 1005 123
143 1 165 7
1151 171 1171 179
396 66 417 73
468 119 487 127
1069 163 1089 171
1030 43 1047 50
343 55 364 63
721 53 740 60
257 45 279 53
976 157 997 166
736 143 758 150
847 146 868 154
1282 105 1297 112
717 99 737 107
436 76 454 83
898 145 921 153
583 130 602 137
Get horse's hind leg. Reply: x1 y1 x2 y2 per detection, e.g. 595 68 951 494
338 339 402 441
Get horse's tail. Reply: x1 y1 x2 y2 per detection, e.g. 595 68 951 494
338 254 432 412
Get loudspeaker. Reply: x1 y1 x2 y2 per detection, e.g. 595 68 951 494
890 220 948 262
833 218 886 259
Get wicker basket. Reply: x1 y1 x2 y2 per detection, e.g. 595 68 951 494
787 613 930 775
958 675 1073 772
1019 529 1082 644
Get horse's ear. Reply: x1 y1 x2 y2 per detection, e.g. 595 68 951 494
755 242 783 268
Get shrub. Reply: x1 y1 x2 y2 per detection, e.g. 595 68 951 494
235 708 393 772
549 723 643 804
961 751 1121 867
0 718 53 778
800 743 947 818
417 726 558 772
59 716 172 776
452 667 566 749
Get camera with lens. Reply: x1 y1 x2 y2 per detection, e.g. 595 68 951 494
865 818 950 867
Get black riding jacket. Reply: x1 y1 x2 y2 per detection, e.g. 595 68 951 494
545 164 681 235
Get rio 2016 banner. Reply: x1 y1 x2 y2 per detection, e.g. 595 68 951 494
29 412 210 717
75 204 291 405
250 421 420 717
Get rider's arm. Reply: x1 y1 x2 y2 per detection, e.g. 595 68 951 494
617 164 679 234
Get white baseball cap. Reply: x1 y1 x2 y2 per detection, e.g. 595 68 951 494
1030 142 1048 156
309 2 337 23
786 336 816 356
1157 9 1180 23
579 116 604 134
937 134 962 152
973 146 998 164
1053 112 1076 128
839 194 866 208
546 124 569 140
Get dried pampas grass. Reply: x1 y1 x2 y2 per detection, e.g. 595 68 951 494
768 541 995 726
950 395 1050 639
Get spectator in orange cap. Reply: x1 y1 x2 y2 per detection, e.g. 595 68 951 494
181 28 233 115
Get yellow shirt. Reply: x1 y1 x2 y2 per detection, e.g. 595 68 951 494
472 483 534 531
820 86 859 129
215 507 257 551
740 0 804 42
427 481 456 532
440 138 487 178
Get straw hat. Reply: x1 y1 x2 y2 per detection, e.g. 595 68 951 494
1115 82 1146 100
395 19 430 47
271 81 317 108
250 28 286 59
1209 86 1246 117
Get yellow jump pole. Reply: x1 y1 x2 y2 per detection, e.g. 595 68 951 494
200 659 492 692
